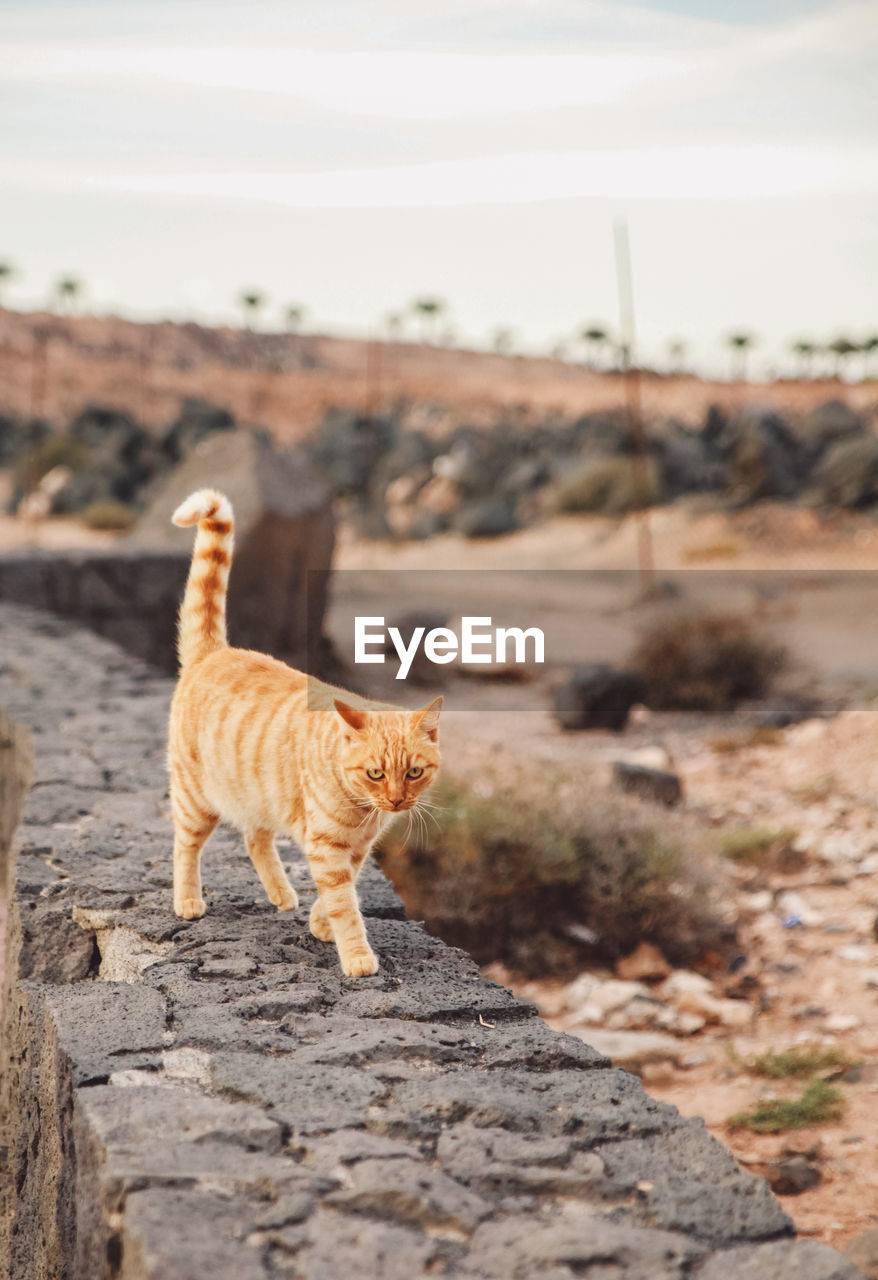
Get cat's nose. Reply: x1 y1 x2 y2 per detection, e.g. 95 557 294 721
390 796 404 808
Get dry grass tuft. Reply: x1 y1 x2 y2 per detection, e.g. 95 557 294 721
728 1079 844 1134
751 1046 856 1079
80 499 137 531
632 610 786 711
376 765 732 977
549 455 661 516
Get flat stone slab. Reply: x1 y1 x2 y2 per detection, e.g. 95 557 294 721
0 602 864 1280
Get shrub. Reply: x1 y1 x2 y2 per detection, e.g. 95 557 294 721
80 499 137 532
550 455 661 516
728 1078 844 1134
751 1046 855 1080
712 826 800 869
376 767 731 977
632 610 785 711
12 434 92 492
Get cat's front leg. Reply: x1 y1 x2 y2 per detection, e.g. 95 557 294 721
306 838 377 977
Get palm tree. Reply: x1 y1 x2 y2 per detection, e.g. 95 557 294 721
862 335 878 381
790 338 817 379
54 275 83 313
0 261 16 307
667 338 687 375
826 335 858 380
384 311 405 341
725 330 757 381
284 304 306 333
411 296 445 343
239 289 266 330
491 326 515 355
580 324 610 369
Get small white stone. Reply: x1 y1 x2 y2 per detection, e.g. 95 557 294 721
824 1013 861 1033
740 891 773 913
837 945 874 964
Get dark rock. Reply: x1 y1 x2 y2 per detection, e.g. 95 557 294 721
309 408 395 497
802 400 866 457
767 1155 822 1195
453 498 519 538
62 404 156 509
613 761 683 806
598 1122 790 1243
813 436 878 508
721 408 809 502
699 1239 864 1279
159 396 236 465
407 509 447 540
554 663 647 731
384 609 449 684
658 427 727 498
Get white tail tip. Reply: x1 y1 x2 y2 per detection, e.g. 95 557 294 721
171 489 233 528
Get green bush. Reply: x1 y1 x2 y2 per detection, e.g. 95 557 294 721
632 610 785 711
376 768 731 977
80 499 137 532
550 454 661 516
12 434 92 492
728 1078 844 1134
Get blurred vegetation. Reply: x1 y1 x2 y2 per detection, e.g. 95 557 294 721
550 455 661 516
712 826 801 871
728 1078 844 1133
80 499 137 531
632 610 786 711
751 1046 855 1080
377 768 731 977
12 434 92 491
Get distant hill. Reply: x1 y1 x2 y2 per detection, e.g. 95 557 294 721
0 307 871 445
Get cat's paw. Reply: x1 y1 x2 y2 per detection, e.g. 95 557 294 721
341 948 379 978
272 887 299 912
309 902 333 942
175 896 206 920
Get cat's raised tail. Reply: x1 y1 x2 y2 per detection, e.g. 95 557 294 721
171 488 235 671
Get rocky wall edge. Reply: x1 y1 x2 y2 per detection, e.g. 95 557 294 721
0 602 863 1280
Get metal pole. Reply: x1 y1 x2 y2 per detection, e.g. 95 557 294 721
613 217 655 599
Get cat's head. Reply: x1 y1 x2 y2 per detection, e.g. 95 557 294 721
333 696 442 813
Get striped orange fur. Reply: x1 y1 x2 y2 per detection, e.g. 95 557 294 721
167 488 442 977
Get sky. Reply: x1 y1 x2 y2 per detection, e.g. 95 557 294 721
1 0 876 376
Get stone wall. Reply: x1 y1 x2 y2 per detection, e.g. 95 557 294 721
0 602 862 1280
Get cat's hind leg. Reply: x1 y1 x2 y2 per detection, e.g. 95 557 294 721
246 829 298 911
171 777 218 919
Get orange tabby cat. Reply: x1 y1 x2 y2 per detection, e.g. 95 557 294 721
167 488 441 977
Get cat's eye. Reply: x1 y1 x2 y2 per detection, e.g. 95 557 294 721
406 766 424 779
366 767 385 780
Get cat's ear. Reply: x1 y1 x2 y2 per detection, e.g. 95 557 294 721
334 699 369 733
413 695 443 742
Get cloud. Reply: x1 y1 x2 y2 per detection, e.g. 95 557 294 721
4 45 684 119
97 145 867 208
